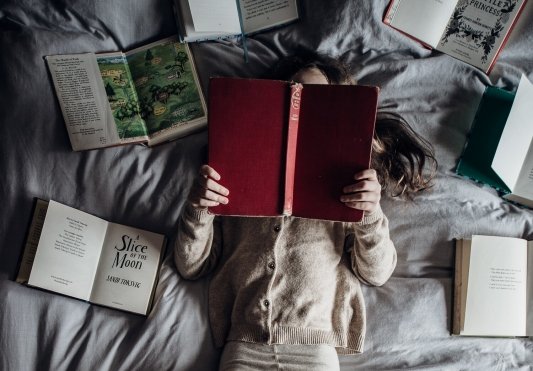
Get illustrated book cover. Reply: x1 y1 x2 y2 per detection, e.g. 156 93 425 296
454 235 533 337
174 0 299 42
17 199 166 315
383 0 527 73
456 74 533 208
207 77 379 223
45 37 207 151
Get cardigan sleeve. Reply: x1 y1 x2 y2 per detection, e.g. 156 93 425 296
347 205 397 286
174 202 222 280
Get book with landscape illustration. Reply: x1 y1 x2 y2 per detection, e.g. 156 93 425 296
17 199 166 315
208 77 378 223
456 74 533 208
454 235 533 337
174 0 299 42
384 0 527 72
45 37 206 151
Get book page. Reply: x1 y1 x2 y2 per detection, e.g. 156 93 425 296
175 0 240 41
492 75 533 194
16 199 49 284
385 0 458 48
459 240 472 333
45 54 120 150
240 0 299 34
526 241 533 335
463 235 527 336
505 138 533 208
188 0 241 33
27 200 108 301
89 223 165 315
437 0 526 71
96 53 148 144
126 39 207 142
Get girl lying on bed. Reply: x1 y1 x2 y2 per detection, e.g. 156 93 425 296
174 52 437 370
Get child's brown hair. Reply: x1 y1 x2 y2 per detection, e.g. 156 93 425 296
269 50 437 197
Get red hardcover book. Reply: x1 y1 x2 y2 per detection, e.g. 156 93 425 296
208 77 378 222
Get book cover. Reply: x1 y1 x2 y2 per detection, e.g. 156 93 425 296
207 77 378 222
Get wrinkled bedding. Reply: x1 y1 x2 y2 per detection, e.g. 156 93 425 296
1 0 533 370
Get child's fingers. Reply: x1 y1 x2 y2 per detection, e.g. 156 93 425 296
343 179 381 194
204 189 229 205
188 190 227 208
344 201 377 211
353 169 378 181
200 164 221 181
197 199 220 208
199 176 230 196
340 191 380 203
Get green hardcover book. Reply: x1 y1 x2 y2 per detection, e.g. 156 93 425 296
457 75 533 208
456 86 515 194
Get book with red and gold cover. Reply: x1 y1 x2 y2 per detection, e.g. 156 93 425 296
207 77 378 222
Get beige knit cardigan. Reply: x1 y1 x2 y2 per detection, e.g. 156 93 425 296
174 203 397 354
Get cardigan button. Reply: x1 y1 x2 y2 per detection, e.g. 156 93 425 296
263 299 270 307
268 262 275 270
273 225 281 232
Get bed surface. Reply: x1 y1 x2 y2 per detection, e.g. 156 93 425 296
1 0 533 370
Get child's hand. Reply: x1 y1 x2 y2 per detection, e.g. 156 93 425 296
188 165 230 210
340 169 381 214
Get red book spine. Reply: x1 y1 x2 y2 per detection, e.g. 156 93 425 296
282 83 303 215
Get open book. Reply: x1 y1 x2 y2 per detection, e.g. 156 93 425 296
456 74 533 208
45 37 206 151
174 0 299 42
208 77 378 222
17 199 166 315
384 0 527 73
454 235 533 337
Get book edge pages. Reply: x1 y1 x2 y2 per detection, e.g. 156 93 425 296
452 239 463 335
16 199 50 284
